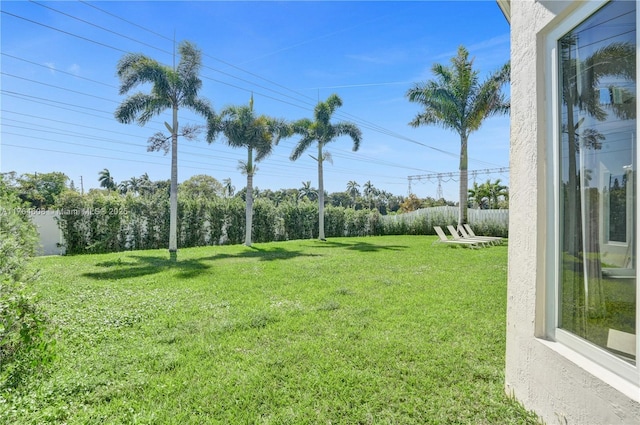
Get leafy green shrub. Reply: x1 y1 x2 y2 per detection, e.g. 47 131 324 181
367 210 384 236
0 192 54 389
224 198 245 245
207 199 226 245
280 201 317 240
252 199 277 243
180 198 208 248
472 221 508 238
344 208 372 237
55 191 89 254
85 195 126 253
324 205 346 237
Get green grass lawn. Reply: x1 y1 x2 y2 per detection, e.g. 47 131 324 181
2 235 539 424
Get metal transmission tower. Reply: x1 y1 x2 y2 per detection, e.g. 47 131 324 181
407 167 510 197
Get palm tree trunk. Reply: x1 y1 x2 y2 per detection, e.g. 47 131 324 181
318 143 325 240
245 147 254 247
458 133 469 225
169 105 178 255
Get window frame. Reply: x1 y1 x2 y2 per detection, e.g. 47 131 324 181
543 0 640 390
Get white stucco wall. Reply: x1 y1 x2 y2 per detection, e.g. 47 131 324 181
506 1 640 424
30 210 65 256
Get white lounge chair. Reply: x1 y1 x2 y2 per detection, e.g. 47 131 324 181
433 226 481 248
446 225 492 247
462 224 503 244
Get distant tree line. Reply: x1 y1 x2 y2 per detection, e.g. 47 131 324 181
0 171 508 214
1 171 478 214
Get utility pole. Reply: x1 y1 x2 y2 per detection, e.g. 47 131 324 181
80 175 84 195
407 167 509 198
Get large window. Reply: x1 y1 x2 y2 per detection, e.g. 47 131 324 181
554 0 637 374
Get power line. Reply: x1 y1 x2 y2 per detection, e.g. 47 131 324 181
1 72 118 104
2 2 508 192
28 1 173 56
2 4 498 165
2 105 431 175
0 10 129 54
1 53 117 88
78 0 174 43
407 167 510 195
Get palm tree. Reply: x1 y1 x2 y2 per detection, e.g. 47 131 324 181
363 180 378 209
468 181 487 209
346 180 360 206
114 40 214 255
98 168 116 192
138 173 154 196
117 181 128 195
406 46 510 225
208 95 289 246
290 94 362 240
487 179 508 208
118 176 141 195
298 181 318 202
222 178 235 198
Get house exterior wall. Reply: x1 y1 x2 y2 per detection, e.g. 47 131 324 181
506 1 640 424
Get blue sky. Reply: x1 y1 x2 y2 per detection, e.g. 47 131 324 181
1 1 511 200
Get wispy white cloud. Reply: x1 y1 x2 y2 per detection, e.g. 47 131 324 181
305 81 411 90
44 62 56 74
410 33 510 82
345 49 407 65
67 64 80 75
433 34 510 60
467 34 510 53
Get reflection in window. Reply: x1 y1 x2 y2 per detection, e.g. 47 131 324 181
558 0 636 363
608 174 626 243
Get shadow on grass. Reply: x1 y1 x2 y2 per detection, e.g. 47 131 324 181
317 240 408 252
86 254 216 280
84 246 319 280
213 246 321 262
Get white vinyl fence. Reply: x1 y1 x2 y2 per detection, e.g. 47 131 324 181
381 206 509 230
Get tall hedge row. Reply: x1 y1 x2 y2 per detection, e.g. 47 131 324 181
54 193 508 255
55 194 389 254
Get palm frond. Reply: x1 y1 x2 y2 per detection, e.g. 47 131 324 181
254 135 274 162
206 114 222 143
266 117 292 145
333 122 362 151
139 97 173 125
290 134 316 161
324 93 343 115
179 124 204 141
237 160 256 175
322 150 333 165
183 96 214 120
114 93 164 125
147 131 171 154
290 118 313 135
117 54 170 96
176 41 202 79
